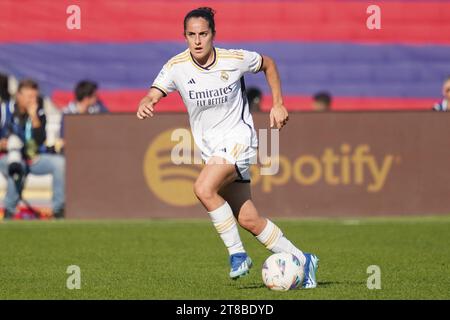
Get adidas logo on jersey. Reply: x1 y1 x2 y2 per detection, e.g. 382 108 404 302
188 78 196 84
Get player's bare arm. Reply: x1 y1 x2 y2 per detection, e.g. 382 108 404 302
260 55 289 130
136 87 164 120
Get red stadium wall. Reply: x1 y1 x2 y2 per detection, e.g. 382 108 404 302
52 90 438 113
1 0 450 44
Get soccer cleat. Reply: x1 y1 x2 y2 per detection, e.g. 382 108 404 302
229 252 252 279
302 253 319 289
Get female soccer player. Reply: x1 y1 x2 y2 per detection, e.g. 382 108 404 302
137 7 318 288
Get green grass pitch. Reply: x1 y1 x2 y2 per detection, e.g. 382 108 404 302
1 216 449 299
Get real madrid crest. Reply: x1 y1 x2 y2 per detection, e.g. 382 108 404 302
220 71 229 82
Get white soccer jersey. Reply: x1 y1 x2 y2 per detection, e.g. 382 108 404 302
152 47 262 161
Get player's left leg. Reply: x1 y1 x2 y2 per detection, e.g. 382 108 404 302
220 182 319 288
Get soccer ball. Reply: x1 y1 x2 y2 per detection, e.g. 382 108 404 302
261 253 304 291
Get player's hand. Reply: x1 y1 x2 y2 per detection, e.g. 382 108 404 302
270 105 289 130
137 96 155 120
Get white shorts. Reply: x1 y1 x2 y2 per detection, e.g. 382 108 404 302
202 140 257 182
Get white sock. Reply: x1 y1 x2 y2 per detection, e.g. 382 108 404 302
256 219 306 265
208 202 245 255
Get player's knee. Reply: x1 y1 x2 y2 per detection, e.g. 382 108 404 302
237 214 258 233
193 182 215 202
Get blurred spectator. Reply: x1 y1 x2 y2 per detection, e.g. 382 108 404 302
0 79 65 219
246 87 263 112
433 76 450 111
64 80 108 115
312 91 332 112
58 80 108 152
0 73 12 157
0 73 11 105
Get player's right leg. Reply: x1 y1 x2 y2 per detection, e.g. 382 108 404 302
220 181 319 288
193 156 252 279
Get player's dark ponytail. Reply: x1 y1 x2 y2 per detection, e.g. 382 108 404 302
184 7 216 36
